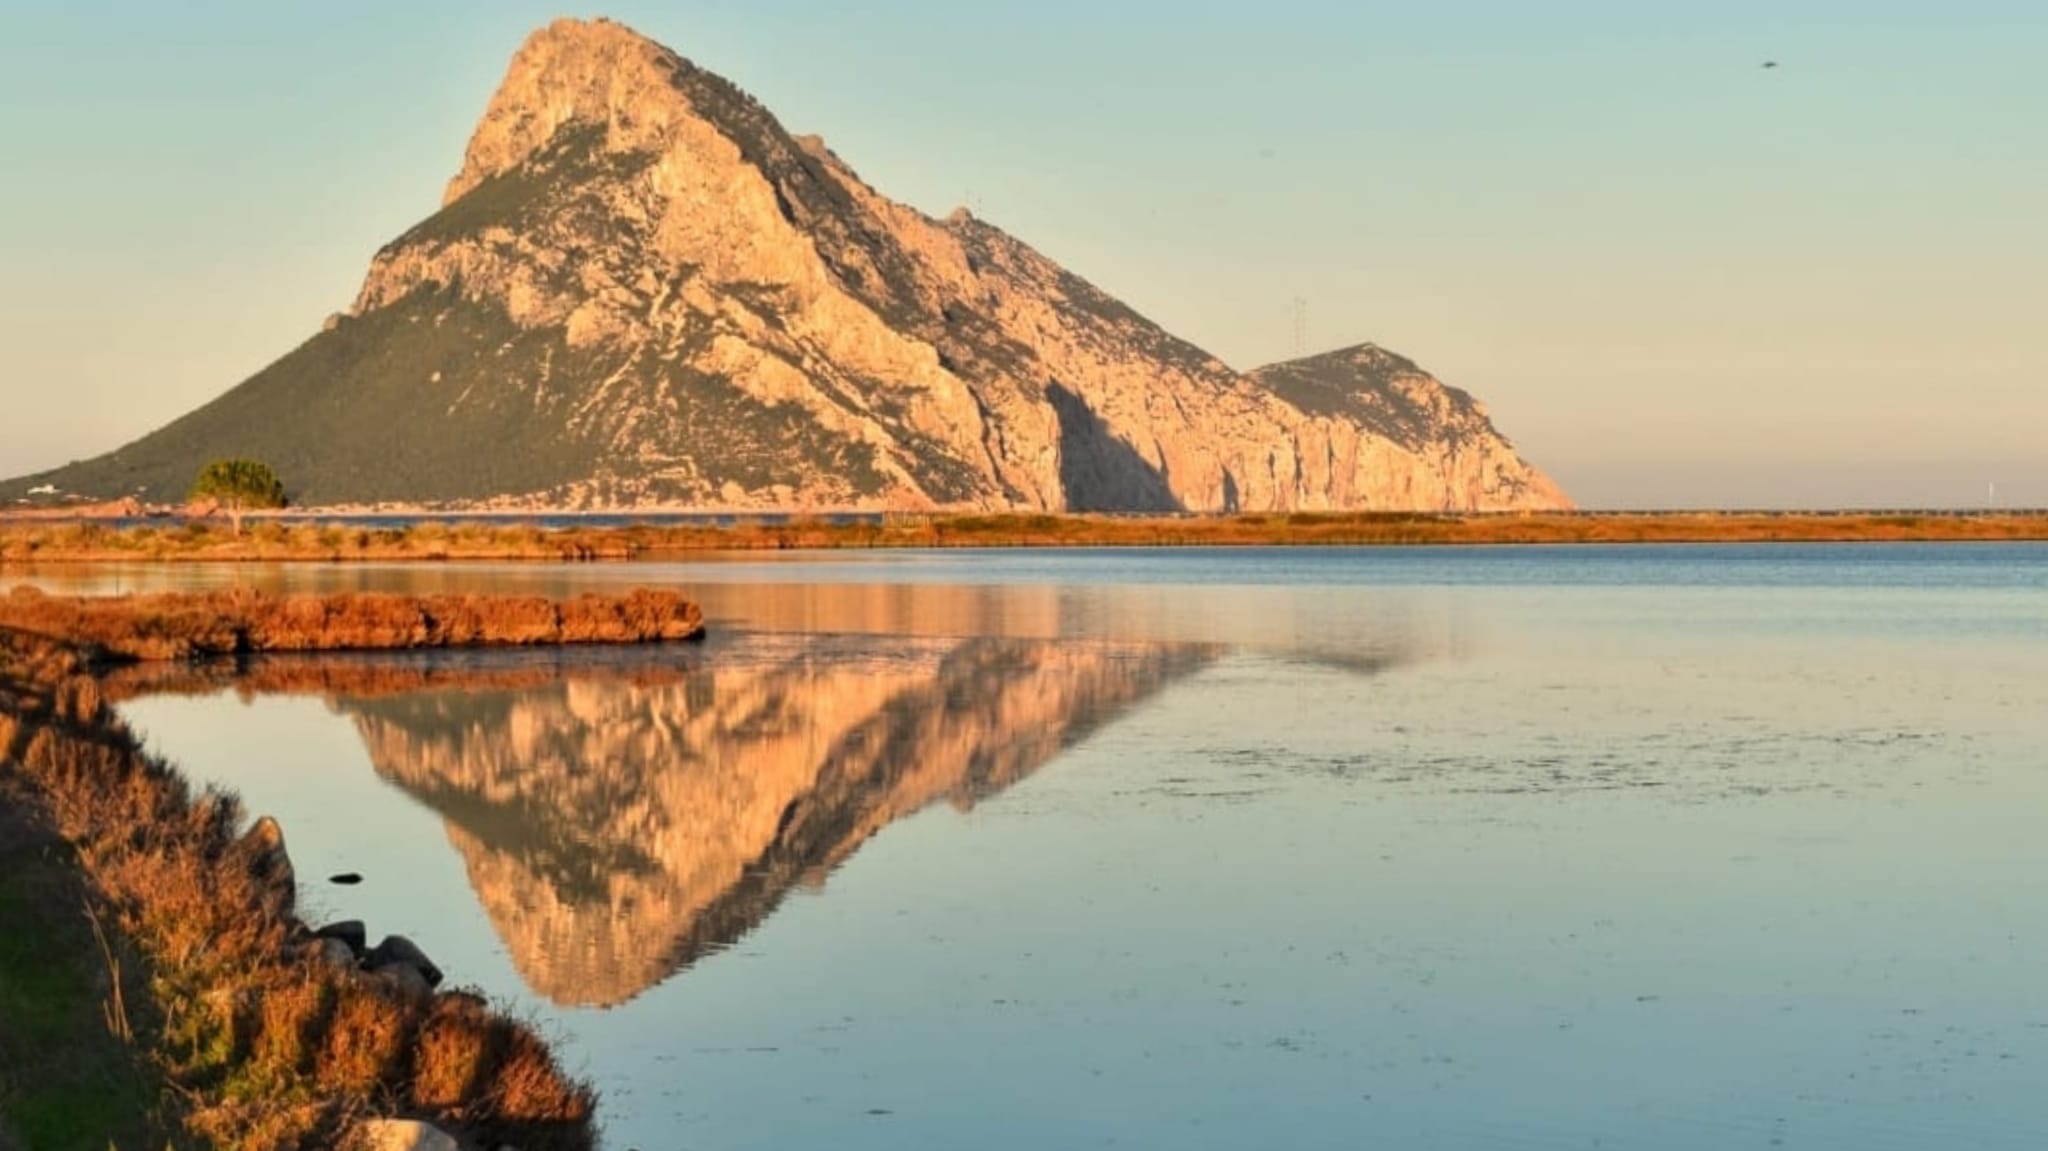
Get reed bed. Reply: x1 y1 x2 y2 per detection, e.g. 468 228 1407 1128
0 585 704 661
4 510 2046 565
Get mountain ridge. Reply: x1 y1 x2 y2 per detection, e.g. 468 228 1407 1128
11 17 1569 513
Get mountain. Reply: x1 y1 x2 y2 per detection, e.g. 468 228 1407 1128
11 18 1569 513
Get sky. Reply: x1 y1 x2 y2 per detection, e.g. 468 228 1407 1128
1 0 2042 508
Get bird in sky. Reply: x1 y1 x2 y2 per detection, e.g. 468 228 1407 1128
1762 60 1780 69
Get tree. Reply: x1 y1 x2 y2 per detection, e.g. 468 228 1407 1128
190 458 286 535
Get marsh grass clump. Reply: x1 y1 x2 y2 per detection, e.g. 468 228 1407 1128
484 1018 598 1136
411 994 497 1110
253 974 332 1077
314 985 417 1097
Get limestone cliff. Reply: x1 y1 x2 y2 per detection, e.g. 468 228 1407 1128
1248 344 1573 510
14 18 1569 512
346 638 1215 1007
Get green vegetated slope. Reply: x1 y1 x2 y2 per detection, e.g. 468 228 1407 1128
14 113 887 508
0 787 165 1151
22 289 580 505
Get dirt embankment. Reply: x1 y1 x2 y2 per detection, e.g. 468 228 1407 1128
0 588 709 1149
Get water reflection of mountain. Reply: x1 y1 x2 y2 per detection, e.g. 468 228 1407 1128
106 586 1418 1009
335 638 1217 1007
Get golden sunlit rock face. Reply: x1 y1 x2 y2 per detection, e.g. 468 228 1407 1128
344 639 1214 1007
23 17 1569 512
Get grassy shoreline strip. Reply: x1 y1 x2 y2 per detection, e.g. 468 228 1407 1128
0 587 709 1150
4 511 2048 563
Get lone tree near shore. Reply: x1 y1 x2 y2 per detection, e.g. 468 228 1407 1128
190 458 286 534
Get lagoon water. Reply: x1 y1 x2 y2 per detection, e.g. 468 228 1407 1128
38 545 2048 1148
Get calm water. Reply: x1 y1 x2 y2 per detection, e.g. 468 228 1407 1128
29 545 2048 1149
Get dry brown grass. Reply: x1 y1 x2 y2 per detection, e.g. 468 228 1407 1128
411 996 495 1111
5 510 2047 565
485 1020 595 1126
0 518 633 563
0 585 704 661
0 626 599 1150
252 975 329 1078
313 986 414 1098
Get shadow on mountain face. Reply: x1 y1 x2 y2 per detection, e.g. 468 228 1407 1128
1048 383 1182 514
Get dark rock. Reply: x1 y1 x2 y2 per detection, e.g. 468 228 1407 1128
238 815 295 915
373 962 433 1000
364 934 443 989
315 937 359 971
312 920 367 955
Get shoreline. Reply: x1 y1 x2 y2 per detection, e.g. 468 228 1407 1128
0 589 709 1150
1 511 2046 565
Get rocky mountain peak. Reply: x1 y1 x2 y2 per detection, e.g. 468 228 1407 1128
444 17 691 206
1302 342 1421 373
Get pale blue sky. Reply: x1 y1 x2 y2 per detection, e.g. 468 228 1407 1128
2 1 2042 507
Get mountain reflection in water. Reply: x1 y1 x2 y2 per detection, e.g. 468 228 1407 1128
115 638 1225 1007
